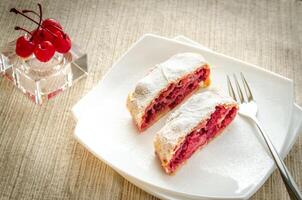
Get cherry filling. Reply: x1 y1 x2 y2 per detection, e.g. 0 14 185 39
167 105 237 173
141 67 210 130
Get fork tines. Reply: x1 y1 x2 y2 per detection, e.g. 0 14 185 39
227 73 254 103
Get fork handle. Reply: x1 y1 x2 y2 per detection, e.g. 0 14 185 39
252 117 302 200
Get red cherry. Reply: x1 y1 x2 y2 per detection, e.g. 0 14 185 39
15 35 35 58
32 28 55 44
34 41 55 62
42 18 63 33
53 31 71 53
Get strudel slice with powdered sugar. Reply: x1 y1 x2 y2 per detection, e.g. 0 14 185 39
154 90 238 174
127 53 210 132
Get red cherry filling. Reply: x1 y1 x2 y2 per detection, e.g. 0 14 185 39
15 35 35 58
140 66 210 130
167 106 238 173
34 41 55 62
53 31 71 53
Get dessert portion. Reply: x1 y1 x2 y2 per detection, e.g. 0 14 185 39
10 4 71 62
154 90 238 174
127 53 210 132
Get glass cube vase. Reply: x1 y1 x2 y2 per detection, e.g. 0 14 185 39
0 39 88 104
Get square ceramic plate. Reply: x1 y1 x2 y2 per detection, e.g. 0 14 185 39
105 36 302 200
73 34 294 199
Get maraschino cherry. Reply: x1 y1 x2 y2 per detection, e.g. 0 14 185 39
15 27 35 58
34 41 55 62
42 18 63 33
32 28 55 44
53 31 71 53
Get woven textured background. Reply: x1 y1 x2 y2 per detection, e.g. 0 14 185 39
0 0 301 199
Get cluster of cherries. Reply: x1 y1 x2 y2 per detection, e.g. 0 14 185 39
11 4 71 62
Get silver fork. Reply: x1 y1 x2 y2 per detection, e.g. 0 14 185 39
227 73 302 200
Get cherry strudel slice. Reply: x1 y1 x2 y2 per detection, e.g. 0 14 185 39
154 90 238 174
127 53 210 132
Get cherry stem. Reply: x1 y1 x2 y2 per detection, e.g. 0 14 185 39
37 4 42 30
10 8 39 26
22 10 40 17
15 26 32 36
10 7 57 38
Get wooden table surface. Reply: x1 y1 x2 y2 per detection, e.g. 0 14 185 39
0 0 301 199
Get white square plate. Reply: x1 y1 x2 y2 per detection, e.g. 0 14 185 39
73 34 294 199
106 36 301 200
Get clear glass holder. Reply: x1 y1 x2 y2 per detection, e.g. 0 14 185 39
0 40 88 104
